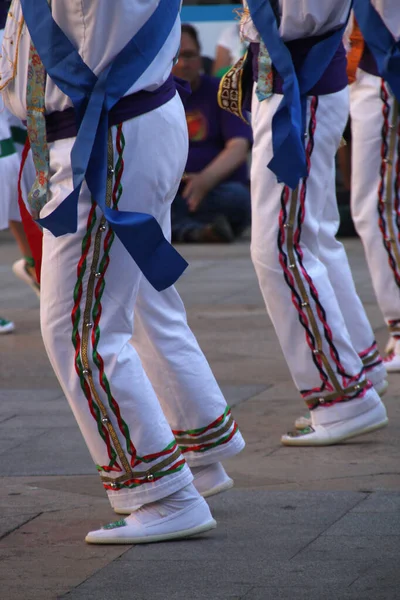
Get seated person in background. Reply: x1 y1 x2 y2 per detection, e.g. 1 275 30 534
172 24 252 243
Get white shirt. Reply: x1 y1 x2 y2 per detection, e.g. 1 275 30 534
241 0 351 43
0 0 181 120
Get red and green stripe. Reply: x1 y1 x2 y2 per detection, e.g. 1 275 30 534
103 458 186 491
90 125 137 466
71 202 122 473
172 407 231 438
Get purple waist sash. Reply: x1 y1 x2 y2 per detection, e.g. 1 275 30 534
250 34 348 96
46 74 188 143
358 43 379 77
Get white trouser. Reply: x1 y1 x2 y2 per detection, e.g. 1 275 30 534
251 87 385 407
318 165 386 386
350 70 400 341
40 95 244 510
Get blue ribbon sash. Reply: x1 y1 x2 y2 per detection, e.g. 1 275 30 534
247 0 347 190
354 0 400 101
20 0 187 291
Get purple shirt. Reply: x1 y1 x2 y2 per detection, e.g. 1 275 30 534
185 75 252 185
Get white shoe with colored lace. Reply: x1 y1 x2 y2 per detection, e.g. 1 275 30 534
283 390 388 447
294 378 389 431
86 485 216 545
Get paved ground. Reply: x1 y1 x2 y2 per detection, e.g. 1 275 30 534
0 230 399 600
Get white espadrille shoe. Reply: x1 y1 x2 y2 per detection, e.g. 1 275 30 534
294 378 389 431
283 392 388 446
86 487 216 545
114 462 233 515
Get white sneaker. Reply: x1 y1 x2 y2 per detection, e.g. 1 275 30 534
12 259 40 298
0 317 15 334
86 486 216 545
294 378 389 431
114 462 233 515
283 391 388 446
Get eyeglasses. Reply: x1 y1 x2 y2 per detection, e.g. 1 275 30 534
178 51 200 61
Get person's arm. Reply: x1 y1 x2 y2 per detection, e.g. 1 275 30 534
212 45 233 76
212 23 238 75
183 137 250 212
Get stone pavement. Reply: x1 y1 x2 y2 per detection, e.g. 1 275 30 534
0 230 399 600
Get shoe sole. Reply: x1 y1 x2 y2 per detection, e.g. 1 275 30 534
85 519 217 545
283 406 388 447
114 479 234 515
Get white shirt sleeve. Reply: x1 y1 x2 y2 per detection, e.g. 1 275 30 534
371 0 400 40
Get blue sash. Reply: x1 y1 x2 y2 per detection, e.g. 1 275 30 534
247 0 347 190
20 0 187 291
354 0 400 101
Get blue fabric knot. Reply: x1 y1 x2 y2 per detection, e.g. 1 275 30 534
247 0 348 190
354 0 400 101
20 0 187 291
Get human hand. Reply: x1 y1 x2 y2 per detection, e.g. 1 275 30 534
182 172 212 212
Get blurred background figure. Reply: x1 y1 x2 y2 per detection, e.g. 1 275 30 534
0 0 38 334
172 24 252 244
212 22 247 78
0 105 19 334
7 113 39 299
0 108 38 335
